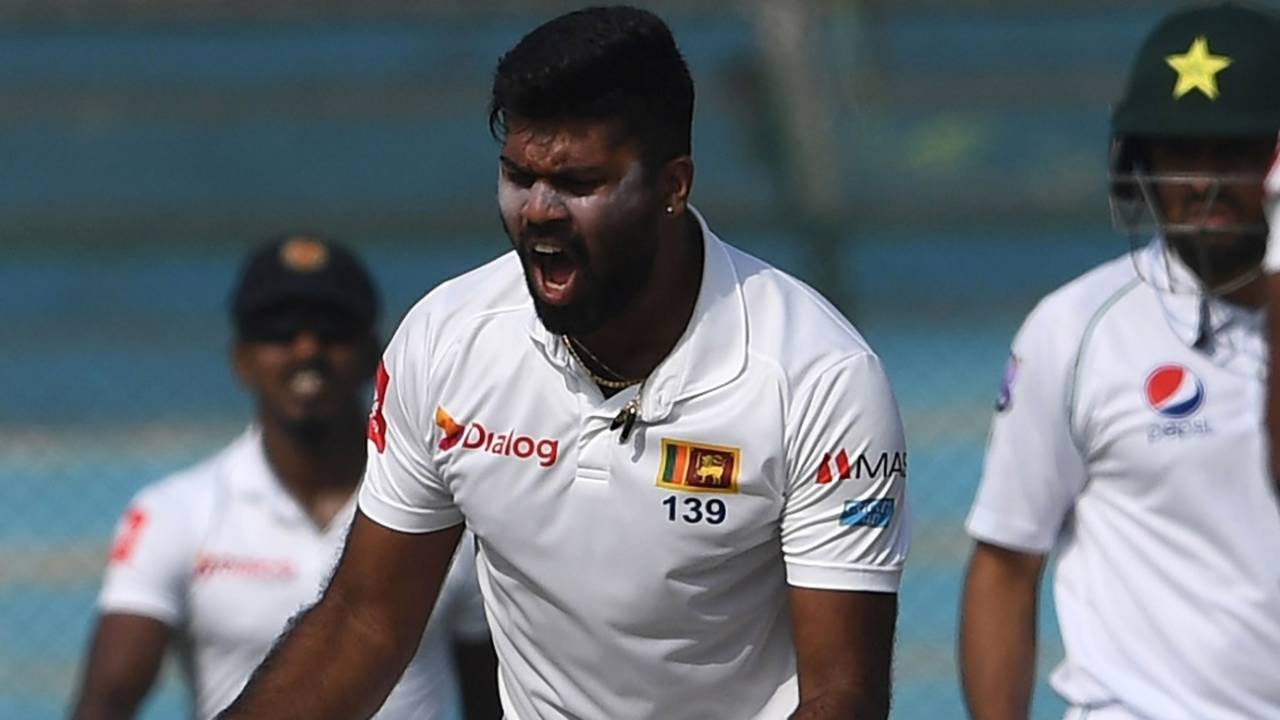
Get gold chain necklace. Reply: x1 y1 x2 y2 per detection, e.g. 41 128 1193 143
562 335 644 389
562 335 646 441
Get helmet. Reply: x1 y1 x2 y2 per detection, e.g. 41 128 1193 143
1109 2 1280 295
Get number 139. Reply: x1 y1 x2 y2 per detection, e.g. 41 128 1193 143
662 495 726 524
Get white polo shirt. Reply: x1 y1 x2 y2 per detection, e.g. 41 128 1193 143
99 429 489 720
359 210 910 720
968 241 1280 719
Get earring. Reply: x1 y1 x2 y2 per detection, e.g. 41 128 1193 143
665 205 674 214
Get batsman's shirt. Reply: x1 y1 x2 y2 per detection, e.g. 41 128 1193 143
968 241 1280 719
99 429 489 720
360 210 910 720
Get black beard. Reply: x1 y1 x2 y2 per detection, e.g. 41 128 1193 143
1168 231 1266 290
279 417 336 448
508 215 661 336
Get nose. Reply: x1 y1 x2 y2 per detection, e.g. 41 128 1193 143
1186 173 1214 196
289 330 322 359
522 181 569 226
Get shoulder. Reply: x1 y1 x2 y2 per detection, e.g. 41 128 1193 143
1016 252 1144 357
727 244 878 385
128 435 241 524
387 252 528 359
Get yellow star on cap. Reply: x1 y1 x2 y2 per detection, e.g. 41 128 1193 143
1165 36 1232 100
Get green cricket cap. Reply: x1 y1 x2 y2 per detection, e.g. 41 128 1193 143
1112 2 1280 138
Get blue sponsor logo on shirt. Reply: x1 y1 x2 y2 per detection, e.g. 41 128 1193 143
840 499 895 528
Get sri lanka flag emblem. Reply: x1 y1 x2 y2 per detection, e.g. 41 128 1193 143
656 439 741 494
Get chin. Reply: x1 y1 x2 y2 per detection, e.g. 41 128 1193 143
531 299 605 336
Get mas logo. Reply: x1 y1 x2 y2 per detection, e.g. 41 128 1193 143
108 507 148 564
656 439 741 494
816 450 906 485
367 361 390 453
1144 364 1204 418
434 406 559 467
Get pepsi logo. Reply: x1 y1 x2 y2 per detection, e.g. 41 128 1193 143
1144 364 1205 418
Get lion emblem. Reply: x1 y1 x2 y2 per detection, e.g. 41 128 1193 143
694 453 729 487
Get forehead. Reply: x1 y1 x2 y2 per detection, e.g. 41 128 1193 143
501 118 639 170
1146 135 1275 160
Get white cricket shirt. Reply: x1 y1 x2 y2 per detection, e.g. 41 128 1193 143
99 428 489 720
968 241 1280 719
359 209 910 720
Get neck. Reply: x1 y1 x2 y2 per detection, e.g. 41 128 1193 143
1223 274 1266 309
575 213 704 380
259 413 366 527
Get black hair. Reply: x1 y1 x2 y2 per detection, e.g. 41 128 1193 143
489 5 694 168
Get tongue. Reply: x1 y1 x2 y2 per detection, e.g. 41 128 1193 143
545 253 576 286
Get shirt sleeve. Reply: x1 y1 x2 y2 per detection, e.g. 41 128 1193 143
781 352 910 592
96 484 195 626
358 309 464 533
965 305 1088 553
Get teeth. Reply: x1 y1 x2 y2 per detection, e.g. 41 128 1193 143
532 243 562 256
290 369 324 397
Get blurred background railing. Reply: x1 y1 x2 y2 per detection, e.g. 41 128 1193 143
2 1 1185 717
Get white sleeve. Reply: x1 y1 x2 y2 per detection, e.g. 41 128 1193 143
965 307 1087 553
96 484 195 626
358 310 464 533
441 534 490 643
1265 147 1279 272
781 352 910 592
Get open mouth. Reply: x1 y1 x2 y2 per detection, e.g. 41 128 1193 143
288 368 326 398
529 241 582 306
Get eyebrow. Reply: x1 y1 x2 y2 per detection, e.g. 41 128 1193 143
499 156 606 181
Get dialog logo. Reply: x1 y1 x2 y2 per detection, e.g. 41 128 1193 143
1144 364 1204 419
435 406 465 450
435 406 559 468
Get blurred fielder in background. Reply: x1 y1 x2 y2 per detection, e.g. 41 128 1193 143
960 3 1280 719
71 235 498 720
1266 139 1280 489
220 6 908 720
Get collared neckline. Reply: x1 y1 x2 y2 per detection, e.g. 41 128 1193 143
228 426 357 533
526 207 748 421
1138 238 1265 350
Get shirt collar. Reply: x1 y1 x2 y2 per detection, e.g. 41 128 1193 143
1139 238 1265 350
526 207 748 421
229 426 356 529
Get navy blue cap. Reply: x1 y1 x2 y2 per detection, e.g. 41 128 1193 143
229 234 379 333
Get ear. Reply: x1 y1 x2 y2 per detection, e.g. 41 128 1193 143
661 156 695 215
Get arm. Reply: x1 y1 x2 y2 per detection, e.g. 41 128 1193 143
218 513 463 720
959 542 1046 720
70 614 171 720
781 353 909 720
789 588 896 719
